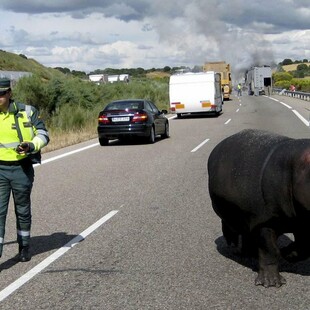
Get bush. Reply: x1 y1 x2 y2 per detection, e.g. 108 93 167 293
274 80 291 90
13 74 170 140
97 78 169 111
272 72 293 83
12 74 49 111
48 104 96 131
275 78 310 92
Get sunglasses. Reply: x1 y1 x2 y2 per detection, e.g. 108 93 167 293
0 90 9 96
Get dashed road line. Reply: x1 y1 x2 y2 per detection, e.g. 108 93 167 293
0 210 119 302
191 138 210 153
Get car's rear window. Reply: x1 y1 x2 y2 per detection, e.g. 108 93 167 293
105 101 143 111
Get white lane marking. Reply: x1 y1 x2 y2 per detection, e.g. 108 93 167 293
225 119 231 125
292 110 310 127
266 96 292 109
267 96 310 126
269 97 279 102
0 210 119 302
191 138 210 153
34 143 99 167
167 115 177 120
35 115 177 168
280 102 292 109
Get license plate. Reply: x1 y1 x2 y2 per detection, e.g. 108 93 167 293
112 117 130 122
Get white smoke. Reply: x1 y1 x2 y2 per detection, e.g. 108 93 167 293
148 0 278 80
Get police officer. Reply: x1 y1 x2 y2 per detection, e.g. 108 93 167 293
0 78 49 262
237 83 242 96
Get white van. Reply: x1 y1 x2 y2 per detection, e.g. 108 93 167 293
169 72 223 118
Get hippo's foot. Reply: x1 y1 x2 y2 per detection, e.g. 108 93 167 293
281 243 299 262
255 268 286 288
281 242 310 262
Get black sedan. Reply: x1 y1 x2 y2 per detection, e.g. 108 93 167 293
97 99 170 145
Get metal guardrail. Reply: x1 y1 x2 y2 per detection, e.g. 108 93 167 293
273 88 310 101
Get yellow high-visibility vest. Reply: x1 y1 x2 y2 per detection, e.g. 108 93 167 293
0 101 48 161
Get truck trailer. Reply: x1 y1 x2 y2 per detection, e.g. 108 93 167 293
203 61 232 100
169 72 223 118
245 66 272 96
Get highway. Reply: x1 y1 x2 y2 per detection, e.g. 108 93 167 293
0 93 309 309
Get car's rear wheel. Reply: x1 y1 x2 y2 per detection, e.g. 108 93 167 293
161 122 170 139
147 126 155 144
99 137 109 146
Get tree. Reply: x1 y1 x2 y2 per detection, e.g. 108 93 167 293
294 71 305 78
54 67 71 74
163 66 171 72
282 59 293 65
272 72 293 83
297 63 308 71
71 70 87 78
192 65 203 72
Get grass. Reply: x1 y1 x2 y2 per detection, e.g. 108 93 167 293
43 126 97 153
282 63 310 72
42 116 98 153
0 50 64 80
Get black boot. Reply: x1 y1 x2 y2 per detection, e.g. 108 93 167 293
19 246 31 262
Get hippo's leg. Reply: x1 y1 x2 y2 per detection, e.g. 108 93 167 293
282 230 310 262
222 220 239 246
240 234 257 257
255 227 286 288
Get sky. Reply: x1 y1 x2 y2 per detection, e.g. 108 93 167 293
0 0 309 78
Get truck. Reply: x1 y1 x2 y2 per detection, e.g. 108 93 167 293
169 72 223 118
89 74 108 84
245 66 272 96
203 61 232 100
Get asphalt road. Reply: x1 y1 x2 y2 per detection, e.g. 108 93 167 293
0 93 309 309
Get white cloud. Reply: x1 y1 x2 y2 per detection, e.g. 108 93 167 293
0 0 309 74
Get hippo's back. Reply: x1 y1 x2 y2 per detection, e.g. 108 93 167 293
208 129 292 214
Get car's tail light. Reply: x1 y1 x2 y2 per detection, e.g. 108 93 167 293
131 112 148 123
98 114 110 124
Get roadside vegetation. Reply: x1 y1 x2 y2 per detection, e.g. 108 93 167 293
1 50 309 152
273 58 310 91
12 74 169 153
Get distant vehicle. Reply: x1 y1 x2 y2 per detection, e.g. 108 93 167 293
97 99 169 145
119 74 130 83
203 61 232 100
245 66 272 96
107 75 120 83
169 72 223 118
88 74 108 84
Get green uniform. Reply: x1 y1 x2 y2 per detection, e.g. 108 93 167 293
0 100 49 256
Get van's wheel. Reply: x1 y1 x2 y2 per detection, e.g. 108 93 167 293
99 137 109 146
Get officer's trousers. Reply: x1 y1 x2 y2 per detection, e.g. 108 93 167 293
0 164 34 257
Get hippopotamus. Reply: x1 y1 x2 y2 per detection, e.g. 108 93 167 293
207 129 310 287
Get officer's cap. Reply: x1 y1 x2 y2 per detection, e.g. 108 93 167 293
0 78 11 91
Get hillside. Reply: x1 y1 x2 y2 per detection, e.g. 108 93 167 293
146 71 170 79
0 50 64 80
282 63 310 72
